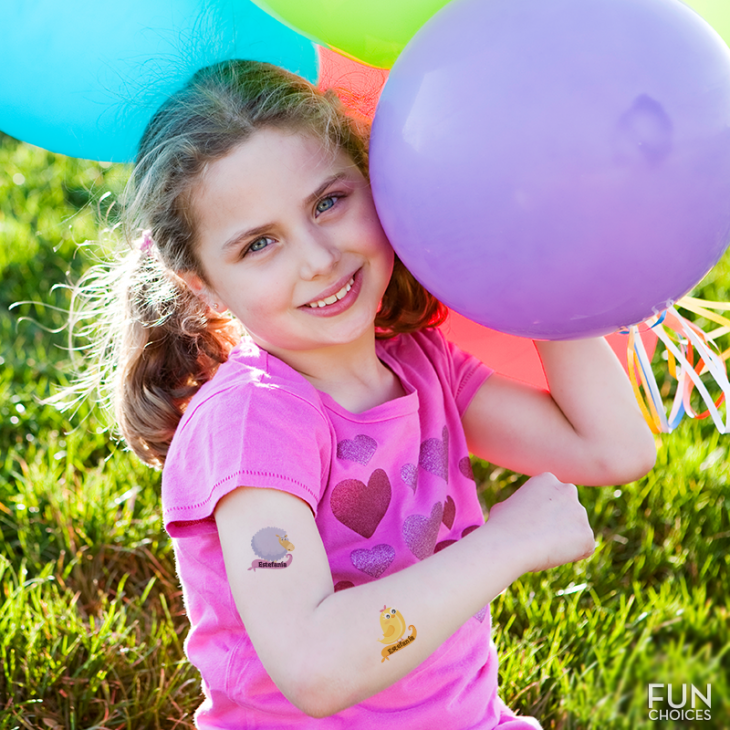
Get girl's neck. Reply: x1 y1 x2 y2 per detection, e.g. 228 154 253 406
310 357 406 413
261 331 406 413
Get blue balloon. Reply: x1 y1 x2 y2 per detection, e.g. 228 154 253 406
0 0 317 162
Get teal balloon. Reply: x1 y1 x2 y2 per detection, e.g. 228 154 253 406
0 0 317 162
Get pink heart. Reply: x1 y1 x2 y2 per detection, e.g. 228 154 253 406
462 524 480 538
459 456 476 481
351 544 395 578
331 469 391 538
337 434 378 465
419 426 449 482
400 463 418 491
434 539 456 553
442 495 456 529
403 502 444 560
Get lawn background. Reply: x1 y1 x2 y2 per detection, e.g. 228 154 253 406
1 133 729 729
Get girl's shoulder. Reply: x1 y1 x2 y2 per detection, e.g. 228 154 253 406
378 327 492 414
162 338 332 535
377 327 471 376
377 327 450 362
176 337 329 441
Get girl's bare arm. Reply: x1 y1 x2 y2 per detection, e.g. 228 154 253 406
462 337 656 486
216 473 594 718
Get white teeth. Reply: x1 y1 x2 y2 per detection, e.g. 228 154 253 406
307 277 355 308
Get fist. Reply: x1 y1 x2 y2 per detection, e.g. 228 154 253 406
488 472 595 573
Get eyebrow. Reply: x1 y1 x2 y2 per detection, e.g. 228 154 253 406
220 171 350 254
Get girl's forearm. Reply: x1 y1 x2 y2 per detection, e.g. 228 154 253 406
290 520 525 717
535 338 656 482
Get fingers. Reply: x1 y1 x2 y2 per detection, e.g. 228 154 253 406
506 472 596 572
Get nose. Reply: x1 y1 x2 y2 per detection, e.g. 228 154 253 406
298 227 341 280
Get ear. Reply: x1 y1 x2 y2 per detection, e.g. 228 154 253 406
178 270 221 312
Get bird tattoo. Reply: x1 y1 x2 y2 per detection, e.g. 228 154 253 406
379 606 407 644
379 605 417 662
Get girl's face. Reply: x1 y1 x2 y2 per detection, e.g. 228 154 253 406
183 127 394 360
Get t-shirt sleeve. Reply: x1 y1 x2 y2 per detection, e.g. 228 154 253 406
428 328 493 416
161 383 331 538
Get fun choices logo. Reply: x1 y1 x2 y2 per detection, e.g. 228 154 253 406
647 684 711 722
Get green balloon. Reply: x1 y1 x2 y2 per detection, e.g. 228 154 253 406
249 0 452 68
684 0 730 46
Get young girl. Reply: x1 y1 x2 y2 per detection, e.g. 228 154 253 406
83 60 655 727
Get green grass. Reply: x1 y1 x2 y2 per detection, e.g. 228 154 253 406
1 133 729 728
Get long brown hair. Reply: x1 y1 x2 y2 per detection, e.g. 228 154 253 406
67 60 445 468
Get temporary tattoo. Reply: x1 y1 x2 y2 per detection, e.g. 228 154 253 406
248 526 295 572
379 605 417 662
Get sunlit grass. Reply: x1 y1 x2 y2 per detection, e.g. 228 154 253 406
2 134 729 728
490 424 730 729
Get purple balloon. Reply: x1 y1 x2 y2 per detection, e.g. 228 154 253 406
370 0 730 339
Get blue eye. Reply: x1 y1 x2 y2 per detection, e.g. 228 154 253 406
247 237 272 254
315 195 338 215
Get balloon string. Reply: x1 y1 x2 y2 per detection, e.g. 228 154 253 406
625 298 730 434
626 327 661 434
660 311 728 431
675 297 730 370
637 323 670 431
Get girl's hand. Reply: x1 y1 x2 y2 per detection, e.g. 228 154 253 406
487 472 595 573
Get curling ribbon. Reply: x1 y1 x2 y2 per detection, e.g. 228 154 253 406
626 297 730 434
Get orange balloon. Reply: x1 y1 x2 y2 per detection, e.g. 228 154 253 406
317 47 387 122
441 311 658 388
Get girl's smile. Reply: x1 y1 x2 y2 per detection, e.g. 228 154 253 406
299 267 362 316
182 128 395 366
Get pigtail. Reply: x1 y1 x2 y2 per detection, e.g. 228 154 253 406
116 248 240 467
55 240 240 470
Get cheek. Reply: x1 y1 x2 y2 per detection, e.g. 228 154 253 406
359 215 394 261
233 284 294 331
355 190 390 243
376 238 395 282
239 298 278 323
367 211 391 247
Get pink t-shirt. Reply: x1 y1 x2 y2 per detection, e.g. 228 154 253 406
162 328 541 729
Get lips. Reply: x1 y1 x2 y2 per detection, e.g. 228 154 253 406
306 276 354 308
301 268 360 309
299 267 363 317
